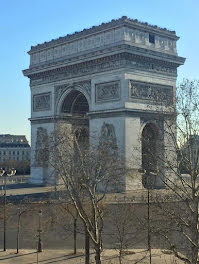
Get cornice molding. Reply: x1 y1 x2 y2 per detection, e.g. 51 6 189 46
29 108 173 124
25 52 181 87
88 108 173 118
30 115 89 125
24 44 185 77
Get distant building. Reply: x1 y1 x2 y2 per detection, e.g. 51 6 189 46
180 135 199 174
0 134 30 164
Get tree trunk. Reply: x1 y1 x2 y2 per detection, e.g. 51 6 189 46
190 223 198 264
189 198 198 264
73 218 77 254
147 187 152 264
119 250 122 264
16 215 20 254
85 226 90 264
95 245 101 264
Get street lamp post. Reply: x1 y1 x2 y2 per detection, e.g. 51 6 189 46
144 169 156 264
0 168 16 251
16 207 25 254
147 177 152 264
37 209 42 253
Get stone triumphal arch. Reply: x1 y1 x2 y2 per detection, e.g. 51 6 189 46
23 16 185 190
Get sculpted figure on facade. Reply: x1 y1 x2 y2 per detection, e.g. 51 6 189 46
34 127 49 167
99 123 118 157
33 93 51 112
130 80 173 104
96 81 120 102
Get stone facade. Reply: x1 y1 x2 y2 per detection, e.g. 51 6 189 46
23 16 185 189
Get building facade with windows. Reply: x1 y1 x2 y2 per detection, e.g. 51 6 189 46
0 135 30 164
23 16 185 189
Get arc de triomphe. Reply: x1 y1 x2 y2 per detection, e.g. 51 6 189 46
23 17 185 190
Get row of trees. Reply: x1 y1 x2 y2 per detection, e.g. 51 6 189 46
45 79 199 264
158 79 199 264
0 196 148 263
1 80 198 263
49 124 125 264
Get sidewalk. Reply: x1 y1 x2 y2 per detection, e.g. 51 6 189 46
0 249 183 264
0 249 86 264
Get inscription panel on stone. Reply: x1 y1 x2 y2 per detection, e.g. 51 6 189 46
96 81 120 103
130 81 173 104
33 92 51 112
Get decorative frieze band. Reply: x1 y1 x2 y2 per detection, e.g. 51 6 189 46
95 81 120 103
33 92 51 112
130 80 173 104
29 53 177 87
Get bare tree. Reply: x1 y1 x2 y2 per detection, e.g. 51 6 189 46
50 125 124 264
60 202 79 254
108 202 138 264
15 198 32 254
48 195 80 254
141 79 199 264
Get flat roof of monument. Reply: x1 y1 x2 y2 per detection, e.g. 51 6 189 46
29 16 179 53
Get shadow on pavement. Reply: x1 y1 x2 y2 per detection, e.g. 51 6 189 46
0 251 36 261
25 253 86 264
0 183 45 190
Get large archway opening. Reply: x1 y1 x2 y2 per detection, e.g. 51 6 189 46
61 90 89 149
142 123 159 188
61 90 89 115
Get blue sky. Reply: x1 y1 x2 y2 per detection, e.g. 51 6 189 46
0 0 198 143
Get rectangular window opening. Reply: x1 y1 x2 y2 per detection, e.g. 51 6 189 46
149 34 155 44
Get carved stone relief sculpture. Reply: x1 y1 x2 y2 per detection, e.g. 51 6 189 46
96 81 120 103
130 80 173 104
99 122 118 156
33 92 51 112
34 127 49 167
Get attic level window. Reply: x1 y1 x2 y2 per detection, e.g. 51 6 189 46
149 34 155 44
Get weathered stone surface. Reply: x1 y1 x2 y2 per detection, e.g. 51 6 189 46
96 81 120 103
33 93 51 112
130 80 173 104
34 127 49 167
